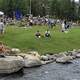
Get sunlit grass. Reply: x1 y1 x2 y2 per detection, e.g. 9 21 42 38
0 25 80 54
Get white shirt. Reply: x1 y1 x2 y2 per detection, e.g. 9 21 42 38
0 22 4 30
62 22 65 30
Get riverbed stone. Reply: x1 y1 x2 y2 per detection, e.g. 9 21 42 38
41 60 54 65
27 51 41 59
41 55 49 61
45 54 56 60
0 56 24 74
76 53 80 58
11 48 21 54
56 56 73 63
24 55 42 67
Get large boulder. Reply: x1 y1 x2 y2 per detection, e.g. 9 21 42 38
24 54 42 67
0 56 24 74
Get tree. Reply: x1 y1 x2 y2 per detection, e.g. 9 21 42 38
31 0 49 16
50 0 59 18
0 0 79 20
0 0 29 17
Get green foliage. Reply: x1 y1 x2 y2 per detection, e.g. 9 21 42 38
0 0 80 20
0 0 29 17
50 0 77 20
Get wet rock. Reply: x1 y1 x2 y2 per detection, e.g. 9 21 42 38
0 54 6 58
41 60 54 65
0 56 24 74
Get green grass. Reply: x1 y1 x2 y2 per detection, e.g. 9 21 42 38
0 25 80 54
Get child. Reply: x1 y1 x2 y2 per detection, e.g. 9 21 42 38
45 29 51 38
35 30 41 38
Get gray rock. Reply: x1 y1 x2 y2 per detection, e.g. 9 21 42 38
76 53 80 58
54 52 66 58
45 54 56 61
69 49 80 58
71 52 77 57
0 56 24 74
41 55 49 61
11 48 21 55
56 56 73 63
77 49 80 53
24 55 42 67
27 51 41 59
41 60 54 65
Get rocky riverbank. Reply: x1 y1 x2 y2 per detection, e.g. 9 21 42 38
0 58 80 80
0 47 80 80
0 47 80 74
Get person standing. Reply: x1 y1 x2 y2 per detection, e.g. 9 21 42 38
48 19 52 28
0 19 5 35
62 21 65 32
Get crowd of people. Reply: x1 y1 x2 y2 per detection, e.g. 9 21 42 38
0 14 72 37
27 15 56 28
21 15 72 33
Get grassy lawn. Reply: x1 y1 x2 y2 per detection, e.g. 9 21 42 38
0 25 80 54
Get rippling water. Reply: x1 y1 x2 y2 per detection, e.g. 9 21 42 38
0 59 80 80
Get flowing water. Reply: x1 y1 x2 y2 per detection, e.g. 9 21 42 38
0 59 80 80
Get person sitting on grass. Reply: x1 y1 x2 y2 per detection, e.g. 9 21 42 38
45 29 51 38
35 30 41 38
